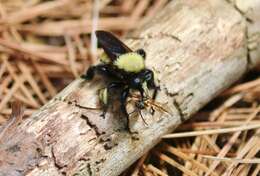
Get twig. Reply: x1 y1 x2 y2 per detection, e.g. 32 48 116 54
201 155 260 164
163 124 260 138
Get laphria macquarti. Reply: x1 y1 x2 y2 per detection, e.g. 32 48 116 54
81 30 160 131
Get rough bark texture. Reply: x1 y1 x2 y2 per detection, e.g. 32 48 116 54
0 0 260 176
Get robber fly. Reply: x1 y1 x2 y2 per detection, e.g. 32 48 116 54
81 31 159 131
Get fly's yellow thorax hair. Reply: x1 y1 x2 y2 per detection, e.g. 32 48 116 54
114 52 145 73
100 52 111 64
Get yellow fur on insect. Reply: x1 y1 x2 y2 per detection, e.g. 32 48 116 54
100 53 110 64
99 88 108 105
114 52 145 72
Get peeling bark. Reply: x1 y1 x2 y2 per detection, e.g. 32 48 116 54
1 0 260 176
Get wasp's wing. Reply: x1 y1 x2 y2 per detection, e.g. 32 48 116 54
95 30 132 61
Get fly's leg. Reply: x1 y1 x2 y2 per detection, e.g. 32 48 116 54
120 87 133 132
139 87 145 102
81 64 123 81
151 86 160 100
81 66 96 80
141 69 160 100
143 69 160 114
150 86 160 115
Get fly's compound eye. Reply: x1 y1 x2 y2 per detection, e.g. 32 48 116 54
132 77 143 89
136 49 146 59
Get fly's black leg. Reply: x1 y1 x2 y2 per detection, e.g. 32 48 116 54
100 82 124 118
152 86 160 100
150 86 160 115
138 109 148 126
81 65 108 80
82 64 125 81
136 48 146 59
143 69 160 100
81 64 110 80
138 87 145 104
120 87 131 131
81 66 96 80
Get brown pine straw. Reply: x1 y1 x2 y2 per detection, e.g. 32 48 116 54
128 77 260 176
162 123 260 138
155 151 199 176
205 106 260 176
146 164 168 176
132 153 149 176
200 155 260 164
222 78 260 95
0 1 260 176
0 0 168 122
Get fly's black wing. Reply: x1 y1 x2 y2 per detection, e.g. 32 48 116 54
95 30 132 61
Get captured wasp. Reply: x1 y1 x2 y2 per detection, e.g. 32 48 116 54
81 31 159 131
128 94 172 126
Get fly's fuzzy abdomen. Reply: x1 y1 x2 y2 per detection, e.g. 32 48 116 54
99 88 108 105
